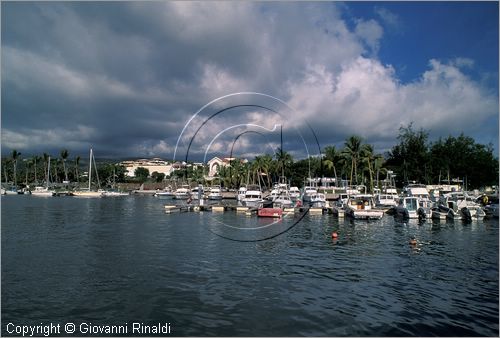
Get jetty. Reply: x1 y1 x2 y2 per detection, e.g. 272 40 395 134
164 203 333 217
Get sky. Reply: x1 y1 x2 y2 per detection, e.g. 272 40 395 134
1 1 498 162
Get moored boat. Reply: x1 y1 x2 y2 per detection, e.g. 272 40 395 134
73 148 103 198
242 185 263 208
31 186 54 197
345 194 384 220
309 192 327 208
208 186 223 200
237 186 247 202
155 186 175 198
174 185 191 199
289 186 301 201
394 196 419 219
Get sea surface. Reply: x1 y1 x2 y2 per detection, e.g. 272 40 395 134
2 195 499 336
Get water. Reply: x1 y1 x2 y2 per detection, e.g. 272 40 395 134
2 195 498 336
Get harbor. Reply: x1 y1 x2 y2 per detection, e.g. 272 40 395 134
2 1 499 336
2 193 498 336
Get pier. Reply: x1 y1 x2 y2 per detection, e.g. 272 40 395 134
164 203 338 217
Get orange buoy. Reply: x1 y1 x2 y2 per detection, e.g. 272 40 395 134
409 239 417 246
332 232 338 239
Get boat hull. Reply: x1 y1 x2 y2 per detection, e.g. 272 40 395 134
258 208 283 218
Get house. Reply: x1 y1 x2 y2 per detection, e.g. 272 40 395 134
206 157 248 177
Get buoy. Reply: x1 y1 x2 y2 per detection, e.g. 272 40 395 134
332 232 338 239
409 239 417 246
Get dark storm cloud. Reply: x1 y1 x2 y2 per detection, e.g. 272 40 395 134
2 2 497 161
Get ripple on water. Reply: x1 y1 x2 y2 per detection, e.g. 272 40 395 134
1 196 498 336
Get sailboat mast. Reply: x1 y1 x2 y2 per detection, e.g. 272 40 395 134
89 148 93 190
280 124 284 179
47 156 51 189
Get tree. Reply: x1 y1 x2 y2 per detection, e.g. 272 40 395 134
274 148 293 180
151 171 166 183
430 134 498 188
60 149 69 182
386 123 429 185
134 167 150 182
341 136 363 185
324 145 340 184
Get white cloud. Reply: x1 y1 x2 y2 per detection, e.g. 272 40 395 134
286 57 497 145
374 7 401 30
354 19 384 54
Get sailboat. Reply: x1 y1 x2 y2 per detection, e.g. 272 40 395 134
31 156 54 197
101 167 129 197
73 148 104 198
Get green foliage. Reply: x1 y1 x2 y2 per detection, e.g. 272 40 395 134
1 129 497 191
134 167 150 182
151 171 166 183
430 134 498 188
386 123 430 185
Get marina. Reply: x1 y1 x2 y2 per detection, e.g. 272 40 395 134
2 2 498 336
2 193 498 336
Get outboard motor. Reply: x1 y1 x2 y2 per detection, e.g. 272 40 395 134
417 208 426 222
461 207 472 223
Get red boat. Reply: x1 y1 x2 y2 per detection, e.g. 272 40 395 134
257 208 283 218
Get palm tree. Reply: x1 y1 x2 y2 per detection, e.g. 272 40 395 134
274 148 293 180
11 150 21 187
252 155 273 189
360 144 375 192
341 136 363 185
60 149 69 182
324 145 340 185
74 156 81 184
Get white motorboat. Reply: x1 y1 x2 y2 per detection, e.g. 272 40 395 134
242 188 264 208
208 186 223 200
273 193 294 208
155 186 175 199
394 196 419 219
433 192 485 221
266 189 280 202
310 192 327 208
345 195 384 220
302 185 318 203
101 190 129 197
191 186 205 200
404 184 431 199
31 186 54 197
417 198 434 221
174 186 191 200
237 186 247 202
375 193 398 209
289 186 301 201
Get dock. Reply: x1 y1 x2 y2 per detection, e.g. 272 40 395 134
163 204 343 217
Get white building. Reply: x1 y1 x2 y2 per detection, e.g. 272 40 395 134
120 158 176 178
206 157 247 177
